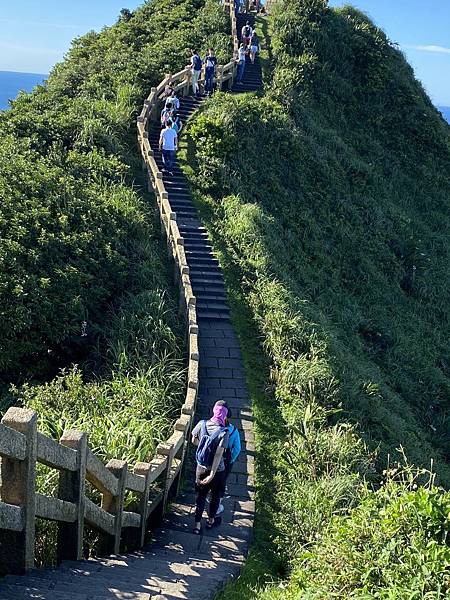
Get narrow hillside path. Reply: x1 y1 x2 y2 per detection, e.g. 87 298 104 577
0 14 262 600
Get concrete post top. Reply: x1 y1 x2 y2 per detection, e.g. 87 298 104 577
106 459 127 472
156 442 174 457
60 430 87 444
2 407 37 430
134 462 152 475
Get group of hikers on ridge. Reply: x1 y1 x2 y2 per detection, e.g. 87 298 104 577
191 400 241 533
158 47 218 175
158 26 260 174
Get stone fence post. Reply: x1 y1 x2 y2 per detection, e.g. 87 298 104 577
57 430 87 563
0 408 37 575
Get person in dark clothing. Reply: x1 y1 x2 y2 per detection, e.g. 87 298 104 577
236 42 246 84
204 48 218 96
191 401 230 533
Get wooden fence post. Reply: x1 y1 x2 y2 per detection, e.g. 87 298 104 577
134 463 152 547
102 459 127 554
157 443 175 509
57 430 87 563
185 70 192 96
149 88 157 119
0 408 37 574
217 65 224 92
174 415 191 497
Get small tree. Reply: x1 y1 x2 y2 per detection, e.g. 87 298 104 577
119 8 132 22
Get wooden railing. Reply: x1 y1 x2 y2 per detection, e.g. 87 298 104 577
0 0 239 578
0 393 196 575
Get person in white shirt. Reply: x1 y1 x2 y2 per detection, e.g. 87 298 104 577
159 120 178 175
236 43 246 84
165 91 180 111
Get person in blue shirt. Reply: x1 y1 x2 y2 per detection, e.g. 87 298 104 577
216 404 241 516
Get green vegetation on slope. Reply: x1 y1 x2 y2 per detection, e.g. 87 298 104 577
0 0 230 383
0 0 230 563
182 0 450 596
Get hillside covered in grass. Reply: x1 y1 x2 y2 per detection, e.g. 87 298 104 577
0 0 230 563
183 0 450 596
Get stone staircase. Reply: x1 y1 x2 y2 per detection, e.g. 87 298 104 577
233 13 263 93
0 19 262 600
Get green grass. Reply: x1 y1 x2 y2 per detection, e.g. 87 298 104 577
180 0 450 597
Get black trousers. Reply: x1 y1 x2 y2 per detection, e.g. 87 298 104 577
195 469 226 522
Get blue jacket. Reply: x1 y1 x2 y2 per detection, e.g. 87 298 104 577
227 424 241 463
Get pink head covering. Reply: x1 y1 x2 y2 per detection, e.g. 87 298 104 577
211 401 228 427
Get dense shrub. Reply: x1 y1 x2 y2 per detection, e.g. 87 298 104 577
0 0 231 382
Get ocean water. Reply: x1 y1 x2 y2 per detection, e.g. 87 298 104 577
0 71 47 110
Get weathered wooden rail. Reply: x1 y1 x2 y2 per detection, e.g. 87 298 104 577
0 0 239 579
0 391 196 575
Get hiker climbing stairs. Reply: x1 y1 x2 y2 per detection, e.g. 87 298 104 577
0 7 261 600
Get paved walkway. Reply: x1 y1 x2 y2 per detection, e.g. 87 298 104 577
0 15 262 600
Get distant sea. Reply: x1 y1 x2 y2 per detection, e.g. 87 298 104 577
0 71 47 110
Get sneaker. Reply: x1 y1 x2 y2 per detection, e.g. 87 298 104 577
216 503 225 516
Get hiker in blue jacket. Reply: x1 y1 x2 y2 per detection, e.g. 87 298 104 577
191 400 229 534
216 407 241 515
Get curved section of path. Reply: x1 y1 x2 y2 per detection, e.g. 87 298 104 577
0 13 262 600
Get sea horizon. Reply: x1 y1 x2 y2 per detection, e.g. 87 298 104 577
0 70 47 110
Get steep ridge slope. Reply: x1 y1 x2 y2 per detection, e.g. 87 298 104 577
183 0 450 598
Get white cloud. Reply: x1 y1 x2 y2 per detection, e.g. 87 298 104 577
404 44 450 55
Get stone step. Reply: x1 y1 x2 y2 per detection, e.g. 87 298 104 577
169 189 194 199
197 294 230 304
187 258 219 269
183 242 213 252
169 199 194 208
0 580 152 599
190 275 224 286
182 234 211 243
195 292 228 303
189 265 222 276
171 204 196 213
197 310 231 321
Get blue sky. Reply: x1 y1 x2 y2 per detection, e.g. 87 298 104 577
0 1 142 73
0 0 449 105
